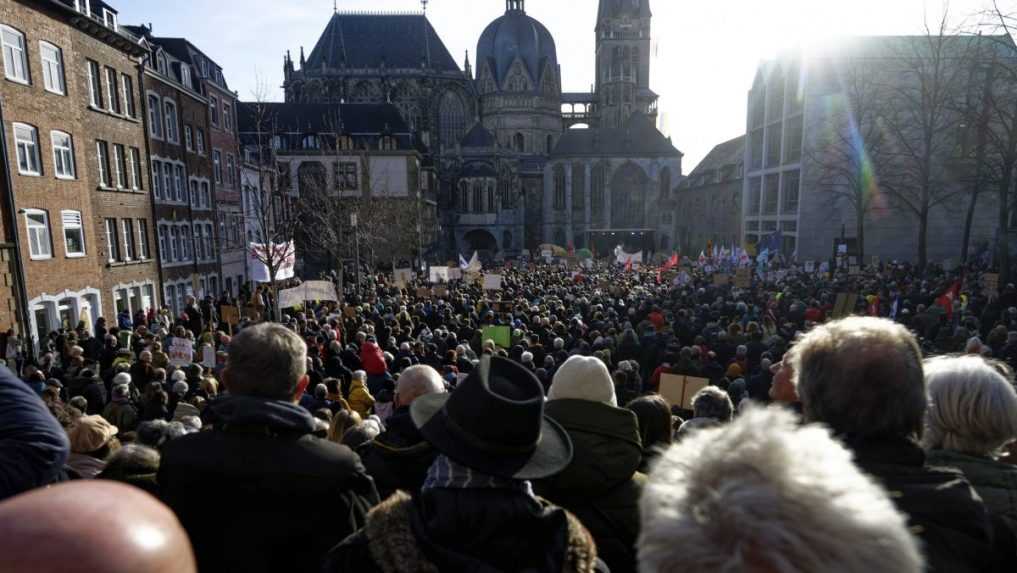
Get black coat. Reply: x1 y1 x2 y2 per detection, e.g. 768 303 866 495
66 376 106 415
325 489 602 573
849 437 1000 572
158 395 379 573
356 407 436 500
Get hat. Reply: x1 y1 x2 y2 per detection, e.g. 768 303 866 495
548 355 618 407
68 415 118 453
411 355 572 480
726 363 743 378
170 370 187 382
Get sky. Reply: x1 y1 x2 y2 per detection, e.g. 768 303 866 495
116 0 991 170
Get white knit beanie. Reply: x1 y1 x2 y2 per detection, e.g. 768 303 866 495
548 355 617 407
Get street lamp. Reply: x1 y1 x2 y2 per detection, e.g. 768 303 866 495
351 212 360 295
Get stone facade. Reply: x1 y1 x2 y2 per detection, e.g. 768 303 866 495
674 135 744 256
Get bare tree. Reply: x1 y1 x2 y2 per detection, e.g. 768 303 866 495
808 59 892 261
878 16 976 268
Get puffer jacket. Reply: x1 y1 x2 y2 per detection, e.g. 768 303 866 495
348 379 375 418
535 398 645 573
360 342 387 376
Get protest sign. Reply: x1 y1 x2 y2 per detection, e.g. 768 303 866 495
278 281 339 308
483 274 503 291
713 273 731 286
429 266 450 283
167 338 194 367
734 268 751 288
984 273 1000 297
434 286 449 298
220 305 240 325
393 268 413 288
447 267 462 281
481 325 512 349
659 374 711 411
416 287 431 298
804 261 815 273
201 346 215 368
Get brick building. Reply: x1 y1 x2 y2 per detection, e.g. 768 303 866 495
674 135 744 256
0 0 156 351
127 25 219 316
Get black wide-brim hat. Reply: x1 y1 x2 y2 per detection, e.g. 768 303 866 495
411 355 573 480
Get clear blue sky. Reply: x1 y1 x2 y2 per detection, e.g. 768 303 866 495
116 0 984 169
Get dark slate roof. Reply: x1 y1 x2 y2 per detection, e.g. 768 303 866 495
460 123 496 148
687 135 745 179
305 13 459 73
552 113 681 158
461 161 498 177
597 0 651 20
477 7 557 85
562 92 594 104
237 102 409 135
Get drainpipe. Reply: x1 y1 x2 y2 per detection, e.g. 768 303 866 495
0 98 35 362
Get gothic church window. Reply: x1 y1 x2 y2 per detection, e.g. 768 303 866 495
472 180 483 213
660 167 672 200
514 133 525 152
553 165 566 211
572 163 585 212
591 162 605 217
459 180 469 211
439 92 466 148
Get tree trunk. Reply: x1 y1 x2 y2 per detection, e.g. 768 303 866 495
918 206 929 269
961 190 980 264
1000 171 1012 284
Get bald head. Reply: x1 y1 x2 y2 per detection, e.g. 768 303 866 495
395 365 445 408
0 482 196 573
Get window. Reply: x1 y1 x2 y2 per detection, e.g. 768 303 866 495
25 210 52 259
61 210 85 257
174 165 185 201
438 92 465 147
201 181 210 208
210 96 219 126
88 60 102 107
205 223 214 258
96 140 110 187
113 144 127 188
105 218 120 262
158 224 168 262
180 63 191 89
164 100 178 142
338 162 358 190
138 220 150 259
102 8 118 30
152 159 162 199
2 26 28 84
148 94 163 138
763 174 779 215
189 180 198 207
129 147 142 190
121 74 135 118
169 226 179 261
782 170 800 213
40 42 65 94
194 225 205 260
51 131 75 179
766 124 782 168
226 153 235 186
196 128 205 154
162 163 173 200
747 177 762 214
14 124 40 175
184 125 193 151
180 225 191 260
121 219 135 261
105 67 120 114
784 115 803 164
223 103 232 131
75 0 91 14
553 166 565 210
213 150 222 183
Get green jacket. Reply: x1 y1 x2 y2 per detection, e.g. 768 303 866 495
927 449 1017 551
535 399 645 573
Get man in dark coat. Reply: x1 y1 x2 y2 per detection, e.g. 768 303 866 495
357 365 444 499
66 370 106 416
0 367 69 501
326 356 603 573
182 296 203 337
789 316 1004 572
159 323 378 573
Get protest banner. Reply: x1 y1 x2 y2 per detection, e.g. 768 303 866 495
167 338 194 367
804 261 815 273
984 273 1000 297
220 305 240 325
483 274 503 291
201 346 215 368
713 273 731 286
481 325 512 349
416 287 431 298
429 266 450 283
734 268 751 288
278 281 339 308
434 286 449 298
247 241 296 282
447 267 462 281
659 374 711 411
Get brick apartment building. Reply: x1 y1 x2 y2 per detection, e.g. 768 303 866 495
0 0 157 351
128 25 219 316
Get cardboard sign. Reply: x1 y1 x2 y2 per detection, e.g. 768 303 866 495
167 338 194 367
220 305 240 325
416 287 431 299
429 266 450 283
713 273 731 287
734 268 751 288
393 268 413 288
434 286 449 298
481 325 512 349
447 267 462 281
659 374 712 411
483 274 503 291
871 256 881 267
201 346 215 368
832 293 859 319
984 273 1000 297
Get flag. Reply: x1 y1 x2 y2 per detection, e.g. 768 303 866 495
663 252 678 271
698 251 706 266
625 258 633 273
867 295 881 317
466 251 482 273
890 296 901 319
459 254 469 270
936 280 961 319
656 268 662 284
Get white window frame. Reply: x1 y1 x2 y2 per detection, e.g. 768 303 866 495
174 164 185 202
151 159 162 200
25 209 52 260
163 99 178 143
121 73 135 118
87 60 102 108
226 153 235 186
105 66 120 114
184 125 193 151
196 128 205 155
13 123 41 176
201 181 210 209
213 149 222 184
121 218 135 261
180 63 192 89
75 0 91 14
137 219 150 259
223 102 233 131
162 162 173 201
2 25 29 85
102 8 118 30
104 217 119 262
96 140 110 187
113 143 127 189
51 131 75 180
39 41 65 95
147 92 163 139
158 224 168 262
60 210 85 258
210 95 219 126
129 147 142 190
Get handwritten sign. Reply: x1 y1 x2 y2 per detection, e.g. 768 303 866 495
429 266 450 284
713 273 731 287
220 305 240 325
659 374 712 411
483 274 503 291
167 338 194 367
278 281 339 308
734 268 751 288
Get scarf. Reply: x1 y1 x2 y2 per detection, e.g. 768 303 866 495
422 454 533 495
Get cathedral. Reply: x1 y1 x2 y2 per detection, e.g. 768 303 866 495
281 0 682 259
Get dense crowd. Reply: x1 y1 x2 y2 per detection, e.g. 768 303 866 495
1 257 1016 572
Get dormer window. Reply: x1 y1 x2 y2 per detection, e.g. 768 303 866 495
180 63 192 89
102 8 117 30
156 52 167 75
75 0 90 15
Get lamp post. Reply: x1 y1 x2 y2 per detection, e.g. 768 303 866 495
351 212 360 295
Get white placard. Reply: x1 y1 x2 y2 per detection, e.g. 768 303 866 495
447 267 463 281
429 266 450 283
394 268 413 288
483 274 503 291
167 338 194 367
201 346 215 368
278 281 339 308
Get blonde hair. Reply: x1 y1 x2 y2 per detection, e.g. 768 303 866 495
327 410 362 444
923 355 1017 457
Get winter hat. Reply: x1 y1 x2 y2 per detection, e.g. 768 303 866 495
68 415 118 453
170 370 187 383
726 363 743 379
112 384 131 403
112 372 132 386
548 355 617 407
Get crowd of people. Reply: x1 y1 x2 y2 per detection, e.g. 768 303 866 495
1 257 1017 572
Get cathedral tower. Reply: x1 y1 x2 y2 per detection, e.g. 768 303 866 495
595 0 657 128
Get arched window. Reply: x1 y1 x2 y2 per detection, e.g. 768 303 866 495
514 133 525 152
659 167 672 200
546 134 554 154
572 163 585 212
472 180 483 213
553 165 566 211
501 178 515 209
439 92 465 148
591 162 605 217
487 180 496 213
459 180 469 211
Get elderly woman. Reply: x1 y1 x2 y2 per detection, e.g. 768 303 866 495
923 355 1017 543
677 386 734 438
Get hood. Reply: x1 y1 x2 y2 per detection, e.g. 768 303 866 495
205 395 316 435
541 399 643 495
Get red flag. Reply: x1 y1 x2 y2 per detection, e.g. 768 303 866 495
868 295 881 317
625 258 633 273
936 280 961 319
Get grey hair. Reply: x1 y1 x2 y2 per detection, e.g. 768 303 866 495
225 323 308 401
396 365 445 404
639 406 924 573
691 386 734 422
922 355 1017 457
789 317 926 440
352 370 367 381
